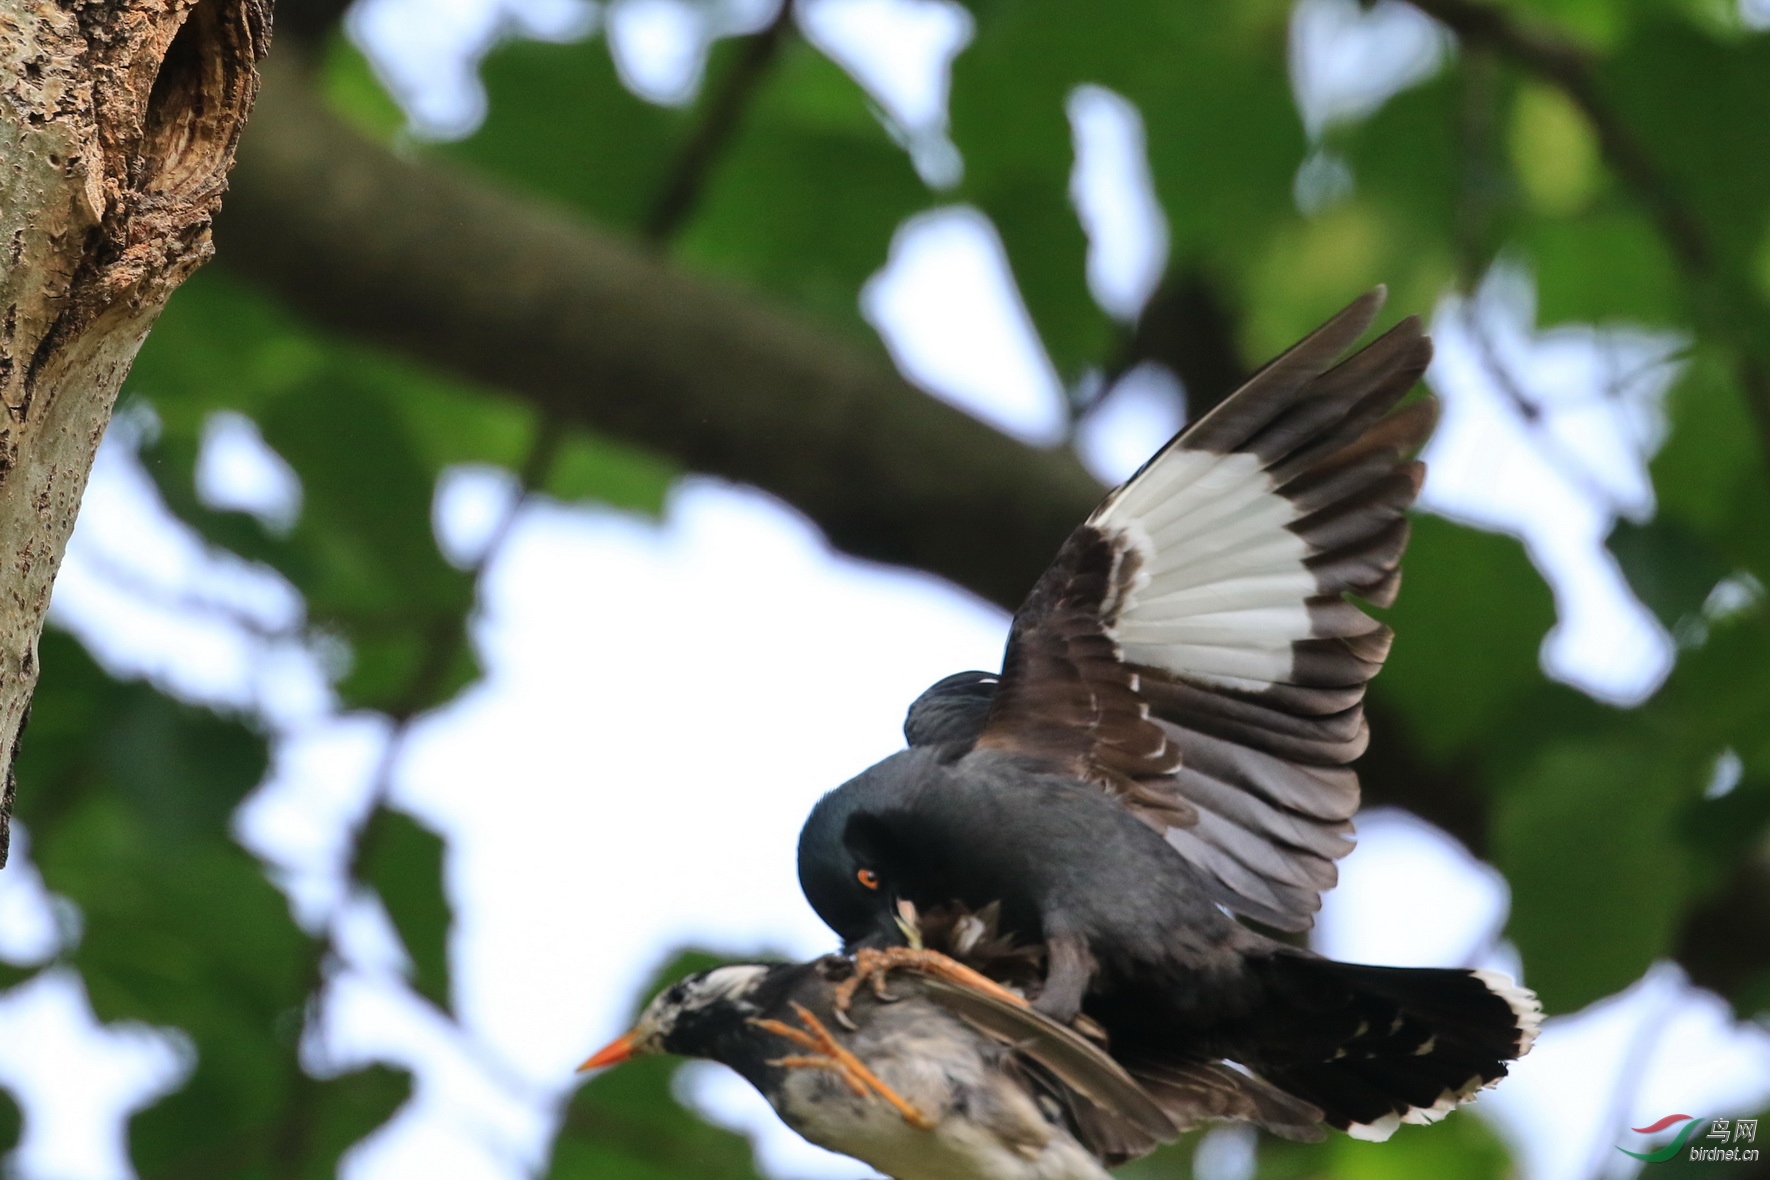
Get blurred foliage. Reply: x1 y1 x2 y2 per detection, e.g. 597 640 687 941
359 807 453 1014
1 0 1768 1177
1116 1100 1513 1178
16 632 413 1177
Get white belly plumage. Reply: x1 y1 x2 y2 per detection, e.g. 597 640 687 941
772 1001 1113 1180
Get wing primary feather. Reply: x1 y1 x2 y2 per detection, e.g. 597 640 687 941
1175 289 1387 456
971 288 1433 927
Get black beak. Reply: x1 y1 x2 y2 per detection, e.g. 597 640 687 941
843 905 910 953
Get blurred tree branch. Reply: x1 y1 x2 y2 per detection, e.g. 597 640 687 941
210 54 1770 1004
0 0 269 865
645 2 798 244
215 56 1103 612
1111 274 1247 411
1405 0 1770 466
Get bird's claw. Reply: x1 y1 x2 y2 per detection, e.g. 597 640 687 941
751 1003 935 1130
832 946 1031 1031
868 970 900 1005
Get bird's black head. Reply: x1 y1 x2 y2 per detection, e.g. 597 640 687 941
797 756 928 951
796 672 1003 948
617 963 784 1062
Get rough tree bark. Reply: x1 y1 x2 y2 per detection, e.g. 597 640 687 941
0 0 270 865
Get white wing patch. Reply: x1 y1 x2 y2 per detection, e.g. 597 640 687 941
971 293 1432 933
1095 450 1314 691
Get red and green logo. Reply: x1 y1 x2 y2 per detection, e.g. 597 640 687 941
1620 1114 1760 1163
1618 1115 1700 1163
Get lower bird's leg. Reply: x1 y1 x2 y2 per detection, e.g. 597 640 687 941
751 1003 935 1130
1030 932 1095 1024
831 946 1031 1030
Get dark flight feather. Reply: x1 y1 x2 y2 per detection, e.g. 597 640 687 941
973 287 1435 932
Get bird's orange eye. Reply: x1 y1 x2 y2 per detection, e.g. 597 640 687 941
857 868 880 890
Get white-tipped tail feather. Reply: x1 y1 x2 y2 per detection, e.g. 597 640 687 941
1472 969 1544 1055
1256 959 1542 1141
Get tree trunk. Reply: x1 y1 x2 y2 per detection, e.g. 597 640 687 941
0 0 269 865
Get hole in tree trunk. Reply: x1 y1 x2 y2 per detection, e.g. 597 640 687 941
139 0 236 200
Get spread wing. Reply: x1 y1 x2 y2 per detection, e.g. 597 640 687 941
974 288 1435 932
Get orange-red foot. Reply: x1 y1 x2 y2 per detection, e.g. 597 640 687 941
832 946 1031 1031
751 1002 936 1131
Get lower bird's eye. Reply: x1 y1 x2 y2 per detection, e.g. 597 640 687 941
856 868 880 890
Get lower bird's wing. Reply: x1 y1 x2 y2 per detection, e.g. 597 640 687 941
916 975 1178 1144
1124 1059 1324 1143
974 289 1435 931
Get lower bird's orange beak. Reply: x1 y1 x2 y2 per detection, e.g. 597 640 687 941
578 1032 639 1072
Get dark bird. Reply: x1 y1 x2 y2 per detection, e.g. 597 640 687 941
796 289 1541 1141
579 951 1184 1179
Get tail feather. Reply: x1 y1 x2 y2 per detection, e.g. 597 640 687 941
1247 958 1541 1140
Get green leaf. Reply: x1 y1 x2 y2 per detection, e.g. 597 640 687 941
0 1083 18 1156
1244 200 1453 361
1121 1106 1510 1179
1322 1112 1510 1180
945 0 1108 375
972 172 1105 378
1657 613 1770 781
1374 515 1558 764
456 30 929 347
129 271 326 433
1328 75 1475 326
320 35 407 142
1678 768 1770 873
1510 82 1601 218
674 44 930 341
949 1 1309 376
299 1064 414 1179
1525 209 1684 327
19 632 270 844
359 806 453 1013
258 372 466 613
255 372 477 711
1647 353 1770 579
1106 1134 1201 1179
1602 22 1770 283
446 30 685 234
16 635 322 1175
1503 0 1629 47
1495 738 1702 1012
547 429 674 513
130 269 683 717
16 633 422 1177
1608 515 1731 629
1124 5 1310 268
549 1056 768 1180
